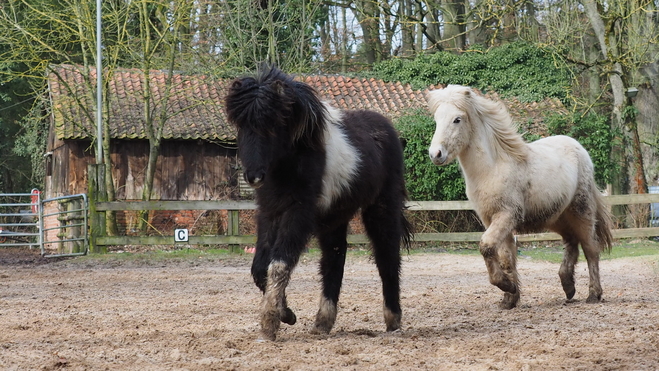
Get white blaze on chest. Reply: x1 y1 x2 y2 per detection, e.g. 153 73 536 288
317 105 360 212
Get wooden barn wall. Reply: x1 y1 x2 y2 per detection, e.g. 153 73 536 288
45 139 238 201
112 140 238 200
45 139 93 198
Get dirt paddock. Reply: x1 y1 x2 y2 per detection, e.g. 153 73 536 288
1 248 658 370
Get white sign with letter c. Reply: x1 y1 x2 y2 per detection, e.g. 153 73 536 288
175 229 189 242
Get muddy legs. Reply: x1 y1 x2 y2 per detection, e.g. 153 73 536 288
259 261 297 341
582 241 603 303
558 231 604 303
480 220 520 309
558 237 579 300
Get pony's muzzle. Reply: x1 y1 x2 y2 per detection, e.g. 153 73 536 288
244 170 265 188
429 145 448 165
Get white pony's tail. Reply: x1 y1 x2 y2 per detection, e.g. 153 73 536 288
593 185 613 253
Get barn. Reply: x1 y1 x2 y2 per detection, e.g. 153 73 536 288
44 64 430 235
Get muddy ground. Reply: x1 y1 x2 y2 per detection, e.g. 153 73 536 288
0 247 658 370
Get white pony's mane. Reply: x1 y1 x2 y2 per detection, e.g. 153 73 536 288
428 85 527 162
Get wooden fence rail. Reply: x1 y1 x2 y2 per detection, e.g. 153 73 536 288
92 194 659 249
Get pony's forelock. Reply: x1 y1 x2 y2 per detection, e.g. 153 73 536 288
426 85 472 114
428 85 527 162
225 66 327 149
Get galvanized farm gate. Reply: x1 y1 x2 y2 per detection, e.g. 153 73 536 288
0 191 88 257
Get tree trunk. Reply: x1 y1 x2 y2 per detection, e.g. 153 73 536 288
442 0 465 50
354 0 381 64
581 0 648 226
399 0 415 56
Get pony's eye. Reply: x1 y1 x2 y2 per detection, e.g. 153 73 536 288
453 117 461 124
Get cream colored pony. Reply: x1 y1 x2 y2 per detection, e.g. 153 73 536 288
427 85 612 309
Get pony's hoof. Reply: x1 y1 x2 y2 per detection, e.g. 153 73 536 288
386 323 401 332
563 286 576 300
258 329 277 342
281 308 297 325
384 308 402 332
586 293 602 303
310 323 332 335
260 312 280 340
499 291 520 310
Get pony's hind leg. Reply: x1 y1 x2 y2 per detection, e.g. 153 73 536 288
563 215 604 303
362 204 402 332
312 223 349 335
581 239 604 303
558 234 579 300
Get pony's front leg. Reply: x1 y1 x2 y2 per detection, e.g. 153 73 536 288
497 234 520 309
255 251 297 329
480 212 520 309
312 223 349 335
258 210 313 341
260 260 294 340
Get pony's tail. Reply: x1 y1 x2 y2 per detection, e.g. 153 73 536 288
594 187 613 254
401 211 414 251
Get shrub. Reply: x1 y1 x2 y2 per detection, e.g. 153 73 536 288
545 112 619 188
394 110 466 201
370 41 569 103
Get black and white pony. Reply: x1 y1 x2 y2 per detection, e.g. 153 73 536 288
225 65 412 341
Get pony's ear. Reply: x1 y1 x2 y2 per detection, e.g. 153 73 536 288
463 87 472 98
426 89 442 114
271 80 286 96
231 80 242 89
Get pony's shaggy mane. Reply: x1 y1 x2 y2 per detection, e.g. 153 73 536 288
225 64 327 149
428 85 528 162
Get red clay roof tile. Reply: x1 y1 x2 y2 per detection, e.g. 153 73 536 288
49 65 560 141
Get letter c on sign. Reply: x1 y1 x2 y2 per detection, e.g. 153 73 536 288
174 229 189 242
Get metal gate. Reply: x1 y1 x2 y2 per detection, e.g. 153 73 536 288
0 191 88 258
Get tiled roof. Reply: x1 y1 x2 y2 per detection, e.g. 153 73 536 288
301 75 428 119
48 65 429 141
48 64 231 141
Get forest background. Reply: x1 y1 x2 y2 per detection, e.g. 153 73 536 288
0 0 657 229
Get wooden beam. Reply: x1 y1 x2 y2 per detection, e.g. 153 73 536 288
405 200 473 210
90 194 659 249
98 235 257 245
94 193 659 212
95 200 257 211
604 194 659 205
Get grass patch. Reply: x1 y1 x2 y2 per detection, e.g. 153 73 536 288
54 239 659 266
518 239 659 264
61 247 246 267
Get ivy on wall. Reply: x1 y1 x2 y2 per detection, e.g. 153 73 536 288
379 42 615 200
395 111 466 201
371 42 569 103
545 112 619 188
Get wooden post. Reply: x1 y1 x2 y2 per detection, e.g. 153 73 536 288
59 198 83 254
87 164 107 253
227 209 240 253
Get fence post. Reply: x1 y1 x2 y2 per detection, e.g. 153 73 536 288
227 209 240 253
87 164 107 253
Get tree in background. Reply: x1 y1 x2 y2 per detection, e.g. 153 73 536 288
0 0 657 222
542 0 658 225
0 75 37 192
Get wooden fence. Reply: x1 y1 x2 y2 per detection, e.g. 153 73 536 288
89 194 659 251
